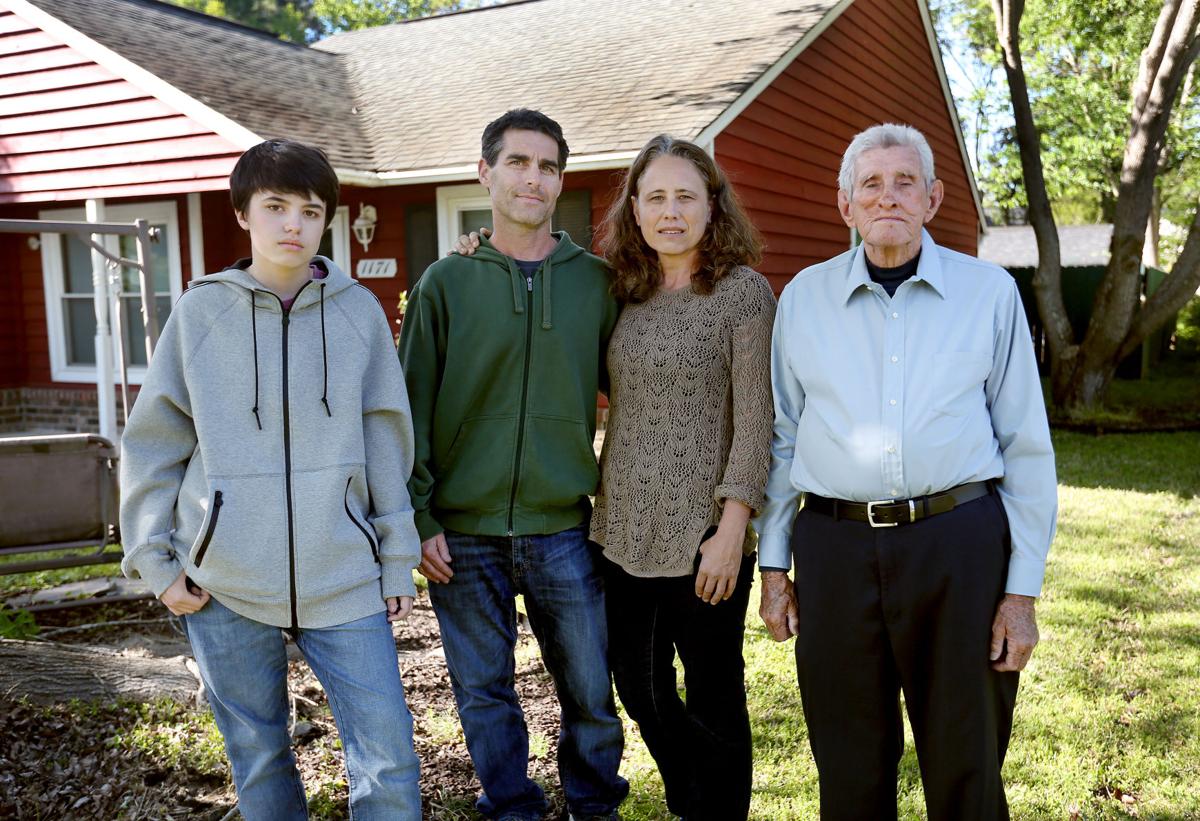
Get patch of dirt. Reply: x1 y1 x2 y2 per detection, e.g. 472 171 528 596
0 591 569 819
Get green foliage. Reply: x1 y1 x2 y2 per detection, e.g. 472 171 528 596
0 603 39 639
1176 296 1200 359
0 547 122 596
170 0 311 42
934 0 1200 252
310 0 480 38
167 0 483 42
105 700 227 773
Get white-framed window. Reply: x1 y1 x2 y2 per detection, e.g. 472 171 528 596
436 184 493 258
318 204 351 273
433 183 593 261
40 201 183 385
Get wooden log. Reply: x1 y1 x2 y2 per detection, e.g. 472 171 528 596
0 640 201 705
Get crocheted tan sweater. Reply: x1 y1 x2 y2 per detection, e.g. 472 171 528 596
590 266 776 577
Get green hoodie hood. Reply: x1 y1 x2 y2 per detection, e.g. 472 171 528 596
398 231 618 540
470 231 587 329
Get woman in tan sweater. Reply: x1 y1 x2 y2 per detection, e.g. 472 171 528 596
592 135 775 821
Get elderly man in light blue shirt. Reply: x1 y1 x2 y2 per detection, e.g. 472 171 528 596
756 123 1056 821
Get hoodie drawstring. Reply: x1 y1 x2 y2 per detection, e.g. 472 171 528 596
509 261 525 314
319 283 331 417
249 294 263 430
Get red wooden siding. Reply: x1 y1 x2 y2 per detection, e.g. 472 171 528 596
716 0 979 293
0 6 244 204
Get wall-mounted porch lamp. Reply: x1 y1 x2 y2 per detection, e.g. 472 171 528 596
352 204 378 253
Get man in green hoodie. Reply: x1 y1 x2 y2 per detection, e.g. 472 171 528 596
398 110 627 821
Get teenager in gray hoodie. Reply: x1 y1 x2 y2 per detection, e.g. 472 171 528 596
119 140 421 820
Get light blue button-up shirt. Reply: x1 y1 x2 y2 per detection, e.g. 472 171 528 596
754 230 1057 596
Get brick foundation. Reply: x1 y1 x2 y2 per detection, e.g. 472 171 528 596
0 387 135 435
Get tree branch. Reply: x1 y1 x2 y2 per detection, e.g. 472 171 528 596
1120 202 1200 360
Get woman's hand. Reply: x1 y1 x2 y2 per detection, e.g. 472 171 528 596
449 226 491 256
695 500 752 604
696 527 745 604
159 570 210 616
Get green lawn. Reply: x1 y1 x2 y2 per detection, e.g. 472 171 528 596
617 431 1200 820
4 432 1198 819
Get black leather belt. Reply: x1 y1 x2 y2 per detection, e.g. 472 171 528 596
802 481 992 528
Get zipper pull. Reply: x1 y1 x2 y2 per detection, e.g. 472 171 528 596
213 490 223 509
526 276 533 292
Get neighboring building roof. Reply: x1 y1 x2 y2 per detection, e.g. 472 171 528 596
978 224 1114 268
21 0 373 169
312 0 843 174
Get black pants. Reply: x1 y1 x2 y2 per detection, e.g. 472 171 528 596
601 548 756 821
791 492 1020 821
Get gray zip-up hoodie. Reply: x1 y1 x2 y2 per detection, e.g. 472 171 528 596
120 256 420 629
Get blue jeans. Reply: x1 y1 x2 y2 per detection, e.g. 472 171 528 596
429 524 628 820
182 598 421 820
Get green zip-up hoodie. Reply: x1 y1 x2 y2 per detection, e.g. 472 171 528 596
399 231 618 540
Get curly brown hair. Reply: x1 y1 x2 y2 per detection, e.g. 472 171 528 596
600 135 762 304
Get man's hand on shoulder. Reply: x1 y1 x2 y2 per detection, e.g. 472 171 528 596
990 593 1039 671
418 532 453 583
159 570 210 616
759 570 799 641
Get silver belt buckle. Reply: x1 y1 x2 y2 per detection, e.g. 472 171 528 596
866 499 916 527
866 499 897 528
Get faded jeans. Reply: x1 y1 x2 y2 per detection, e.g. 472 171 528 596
429 524 628 820
182 597 421 820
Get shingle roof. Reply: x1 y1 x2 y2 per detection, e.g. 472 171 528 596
30 0 842 175
25 0 373 169
978 224 1114 268
313 0 841 173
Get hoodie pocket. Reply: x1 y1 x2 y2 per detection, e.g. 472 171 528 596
344 476 379 563
184 476 289 603
517 414 599 509
435 415 517 513
292 467 382 601
191 490 223 567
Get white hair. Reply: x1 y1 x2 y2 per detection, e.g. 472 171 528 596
838 123 936 193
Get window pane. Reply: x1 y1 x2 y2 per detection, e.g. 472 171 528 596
118 298 144 367
120 296 172 367
459 209 493 238
119 226 170 292
553 189 592 248
64 298 97 365
405 203 438 288
62 234 95 294
318 225 334 260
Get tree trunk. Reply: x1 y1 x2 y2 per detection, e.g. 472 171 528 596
995 0 1200 413
991 0 1077 402
1058 0 1200 410
0 639 201 706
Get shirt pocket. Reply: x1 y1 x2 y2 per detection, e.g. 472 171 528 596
931 352 993 418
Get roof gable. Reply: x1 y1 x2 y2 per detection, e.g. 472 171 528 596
20 0 372 169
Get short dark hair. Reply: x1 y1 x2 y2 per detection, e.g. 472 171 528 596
481 109 569 173
229 139 340 226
